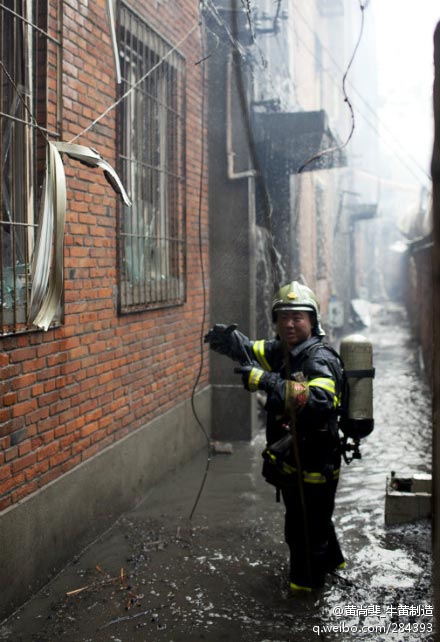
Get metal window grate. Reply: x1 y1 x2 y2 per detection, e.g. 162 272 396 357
117 2 186 312
0 0 61 335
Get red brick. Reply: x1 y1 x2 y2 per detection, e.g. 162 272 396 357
12 452 37 474
18 441 32 456
0 472 24 494
12 400 37 418
3 392 16 406
72 437 91 456
11 373 37 390
11 481 38 503
49 450 71 467
0 463 11 481
37 442 60 462
0 496 11 511
9 347 37 363
25 460 49 480
4 446 19 462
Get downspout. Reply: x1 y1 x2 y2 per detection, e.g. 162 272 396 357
226 52 256 180
106 0 121 84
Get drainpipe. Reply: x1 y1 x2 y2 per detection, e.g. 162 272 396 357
226 52 257 180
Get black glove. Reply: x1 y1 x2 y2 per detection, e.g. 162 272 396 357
234 365 280 393
204 324 251 362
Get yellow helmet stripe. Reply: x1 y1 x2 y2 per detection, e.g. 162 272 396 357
252 340 272 371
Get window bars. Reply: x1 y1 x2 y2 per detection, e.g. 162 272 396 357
117 2 186 312
0 0 61 335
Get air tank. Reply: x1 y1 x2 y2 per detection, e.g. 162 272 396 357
339 333 374 440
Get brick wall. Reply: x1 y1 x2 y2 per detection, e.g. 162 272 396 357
0 0 208 512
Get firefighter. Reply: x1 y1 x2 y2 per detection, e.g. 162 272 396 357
204 280 345 592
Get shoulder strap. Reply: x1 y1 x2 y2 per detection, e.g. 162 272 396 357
303 340 343 365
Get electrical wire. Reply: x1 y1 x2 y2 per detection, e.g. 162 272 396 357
297 0 366 173
188 0 283 519
293 2 431 184
240 0 256 44
68 20 199 145
203 0 277 90
188 6 212 522
203 0 247 59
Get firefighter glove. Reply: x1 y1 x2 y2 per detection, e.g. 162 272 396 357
234 365 280 393
204 324 251 362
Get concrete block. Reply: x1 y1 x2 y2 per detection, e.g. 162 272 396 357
385 473 432 525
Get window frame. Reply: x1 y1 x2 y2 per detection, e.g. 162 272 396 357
116 1 187 314
0 0 62 335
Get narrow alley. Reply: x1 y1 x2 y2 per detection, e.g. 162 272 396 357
0 302 434 642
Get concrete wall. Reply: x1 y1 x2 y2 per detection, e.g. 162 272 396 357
0 387 210 619
430 21 440 633
406 246 433 381
206 12 258 441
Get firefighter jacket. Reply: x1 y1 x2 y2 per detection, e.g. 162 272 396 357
251 336 344 478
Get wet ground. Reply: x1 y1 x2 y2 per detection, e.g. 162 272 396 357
0 303 435 642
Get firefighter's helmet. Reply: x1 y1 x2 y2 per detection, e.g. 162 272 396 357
271 281 325 336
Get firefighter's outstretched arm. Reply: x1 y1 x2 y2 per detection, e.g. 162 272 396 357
204 324 255 364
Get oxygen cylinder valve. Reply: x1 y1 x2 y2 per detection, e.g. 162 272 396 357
341 437 362 464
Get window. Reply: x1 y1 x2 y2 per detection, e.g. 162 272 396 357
117 3 186 312
0 0 61 334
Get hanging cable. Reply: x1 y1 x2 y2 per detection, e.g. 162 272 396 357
188 0 283 519
240 0 256 44
297 0 366 174
203 0 248 59
294 2 430 183
188 7 212 522
68 20 199 145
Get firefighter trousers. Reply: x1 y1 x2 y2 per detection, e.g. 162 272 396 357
281 476 344 589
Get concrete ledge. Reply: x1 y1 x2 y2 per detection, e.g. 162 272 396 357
0 387 211 620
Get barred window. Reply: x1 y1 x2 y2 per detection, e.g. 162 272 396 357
117 3 186 312
0 0 61 335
